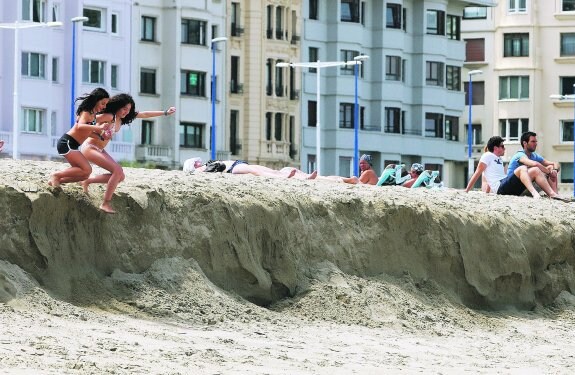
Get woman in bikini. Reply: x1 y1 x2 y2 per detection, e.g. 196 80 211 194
80 93 176 213
49 88 111 187
191 159 316 179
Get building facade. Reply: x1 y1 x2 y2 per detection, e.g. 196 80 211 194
461 0 575 193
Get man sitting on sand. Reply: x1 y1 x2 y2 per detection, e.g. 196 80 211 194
465 136 565 200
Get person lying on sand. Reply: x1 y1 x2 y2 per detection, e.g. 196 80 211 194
183 158 317 179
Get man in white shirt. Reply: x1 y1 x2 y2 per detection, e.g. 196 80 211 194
465 136 561 200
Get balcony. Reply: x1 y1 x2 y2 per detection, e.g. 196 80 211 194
230 81 244 94
264 140 292 159
135 144 172 164
231 23 244 37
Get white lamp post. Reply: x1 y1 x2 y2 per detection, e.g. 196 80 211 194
210 36 227 160
0 21 62 159
276 60 360 175
467 69 483 183
353 55 369 175
550 86 575 197
70 17 89 127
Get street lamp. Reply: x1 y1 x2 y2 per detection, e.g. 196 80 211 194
0 20 62 160
210 36 227 160
467 69 483 183
550 85 575 197
70 16 89 127
353 55 369 175
276 59 360 175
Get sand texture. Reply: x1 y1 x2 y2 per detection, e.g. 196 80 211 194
1 159 575 374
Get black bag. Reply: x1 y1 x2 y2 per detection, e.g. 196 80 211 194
204 160 226 173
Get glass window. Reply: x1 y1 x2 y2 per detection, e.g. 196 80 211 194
499 76 529 99
445 116 459 141
560 76 575 95
23 0 47 22
141 120 153 145
386 3 402 29
425 113 443 138
82 59 105 84
340 50 358 75
563 0 575 12
308 101 317 127
386 56 401 81
426 61 444 86
339 103 354 129
51 57 58 82
51 2 59 22
561 120 574 142
561 33 575 57
142 16 156 41
504 33 529 57
509 0 527 13
309 47 318 73
180 123 204 148
21 52 46 78
426 10 445 35
560 163 574 183
384 107 401 133
274 113 283 141
310 0 318 20
180 70 206 96
446 15 460 40
22 108 45 133
499 118 529 141
446 65 461 91
464 81 485 105
111 13 118 34
181 19 206 45
83 8 104 30
341 0 360 23
140 68 156 94
463 7 487 19
111 65 118 89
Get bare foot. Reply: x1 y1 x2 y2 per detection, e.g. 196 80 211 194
48 174 60 187
99 202 116 214
81 180 90 195
287 169 296 178
307 171 318 180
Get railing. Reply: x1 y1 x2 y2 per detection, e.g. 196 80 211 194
275 29 284 40
290 89 299 100
264 140 291 156
230 81 244 94
402 128 422 136
361 124 382 132
231 23 244 37
135 144 170 162
291 34 300 45
275 85 284 97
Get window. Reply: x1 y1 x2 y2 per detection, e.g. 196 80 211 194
445 116 459 141
471 124 482 145
231 56 241 93
562 120 574 142
384 107 401 133
509 0 527 13
308 101 317 127
266 6 273 39
341 0 360 23
231 2 242 36
310 0 319 20
111 13 118 34
561 33 575 57
339 157 352 178
51 2 59 22
23 0 46 22
340 50 358 75
563 0 575 11
425 113 444 138
83 8 104 30
339 103 354 129
499 76 529 99
275 62 284 97
141 16 156 41
180 123 204 148
426 10 445 35
464 81 485 105
386 56 401 81
141 120 153 145
307 155 316 174
182 19 206 45
22 108 45 133
181 70 206 96
446 65 461 91
275 113 283 141
463 7 487 19
560 77 575 95
386 3 402 29
561 163 573 183
21 52 46 78
499 118 529 141
465 38 485 62
504 33 529 57
426 61 444 86
266 59 273 96
50 111 56 136
51 57 58 82
230 110 240 155
446 15 460 40
111 65 118 89
82 60 104 84
275 6 284 40
140 68 156 94
309 47 318 73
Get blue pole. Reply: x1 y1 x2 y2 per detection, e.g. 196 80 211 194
354 62 359 175
572 84 575 197
467 76 473 159
70 23 77 127
211 44 216 160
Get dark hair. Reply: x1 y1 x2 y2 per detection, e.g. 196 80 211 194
520 131 537 149
486 136 504 152
102 93 138 125
75 88 109 116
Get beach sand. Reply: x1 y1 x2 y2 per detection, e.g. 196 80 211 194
1 159 575 374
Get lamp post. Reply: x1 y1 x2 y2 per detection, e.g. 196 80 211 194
467 69 483 183
550 84 575 197
353 55 369 175
276 59 360 175
70 16 89 127
0 21 62 160
210 36 227 160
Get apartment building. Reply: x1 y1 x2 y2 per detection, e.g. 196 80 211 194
296 0 496 185
0 0 134 161
462 0 575 193
225 0 301 168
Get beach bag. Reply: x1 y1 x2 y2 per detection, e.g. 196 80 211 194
204 160 226 173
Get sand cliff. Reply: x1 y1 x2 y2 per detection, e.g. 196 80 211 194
2 159 574 310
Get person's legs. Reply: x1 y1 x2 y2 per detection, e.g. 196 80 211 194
50 151 92 186
84 150 124 213
513 166 541 198
232 164 295 178
527 167 559 198
80 146 113 193
548 171 558 194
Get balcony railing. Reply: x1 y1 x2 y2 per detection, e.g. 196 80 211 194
135 144 171 163
231 23 244 37
230 81 244 94
275 85 285 97
290 89 299 100
275 29 284 40
291 34 300 45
